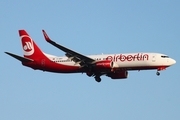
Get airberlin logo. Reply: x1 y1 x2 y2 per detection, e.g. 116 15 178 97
21 35 34 56
24 42 33 51
106 53 149 62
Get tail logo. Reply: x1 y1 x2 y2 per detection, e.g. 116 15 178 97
21 35 34 56
24 42 33 51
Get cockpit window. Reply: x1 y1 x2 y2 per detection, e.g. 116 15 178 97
161 56 169 58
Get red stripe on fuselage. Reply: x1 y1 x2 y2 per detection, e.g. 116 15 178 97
22 57 82 73
22 57 169 73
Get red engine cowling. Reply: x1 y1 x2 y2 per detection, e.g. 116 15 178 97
95 60 113 69
107 71 128 79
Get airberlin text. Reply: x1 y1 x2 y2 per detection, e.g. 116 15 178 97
106 53 149 62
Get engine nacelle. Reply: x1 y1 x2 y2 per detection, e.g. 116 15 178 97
94 60 118 69
107 71 128 79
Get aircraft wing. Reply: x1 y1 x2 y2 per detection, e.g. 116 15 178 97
42 30 95 66
5 52 34 62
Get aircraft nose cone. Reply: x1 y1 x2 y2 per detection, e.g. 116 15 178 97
171 59 176 65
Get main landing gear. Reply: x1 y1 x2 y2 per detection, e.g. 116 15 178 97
95 76 101 82
156 71 160 76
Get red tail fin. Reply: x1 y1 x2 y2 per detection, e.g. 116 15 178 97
19 30 46 59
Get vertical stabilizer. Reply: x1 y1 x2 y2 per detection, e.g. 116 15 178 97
19 30 46 59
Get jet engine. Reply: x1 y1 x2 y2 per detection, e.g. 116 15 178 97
107 71 128 79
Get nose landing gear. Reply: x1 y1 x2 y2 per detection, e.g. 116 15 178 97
156 71 160 76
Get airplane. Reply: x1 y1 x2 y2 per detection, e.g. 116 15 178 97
5 30 176 82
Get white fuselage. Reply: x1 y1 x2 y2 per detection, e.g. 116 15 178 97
46 52 176 69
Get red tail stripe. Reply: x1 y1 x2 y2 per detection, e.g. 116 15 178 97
19 30 29 36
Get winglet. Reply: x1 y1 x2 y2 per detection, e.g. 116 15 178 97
42 30 51 42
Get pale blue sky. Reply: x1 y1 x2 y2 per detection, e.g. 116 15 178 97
1 0 180 120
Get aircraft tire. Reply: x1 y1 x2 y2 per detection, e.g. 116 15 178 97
156 71 160 76
95 76 101 82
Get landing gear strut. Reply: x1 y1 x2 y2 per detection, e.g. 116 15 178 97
156 71 160 76
95 76 101 82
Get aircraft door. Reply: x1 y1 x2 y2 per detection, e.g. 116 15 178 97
41 59 46 70
152 55 156 62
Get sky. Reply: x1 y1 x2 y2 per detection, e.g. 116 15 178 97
1 0 180 120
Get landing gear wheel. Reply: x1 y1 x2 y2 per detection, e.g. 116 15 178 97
95 76 101 82
156 71 160 76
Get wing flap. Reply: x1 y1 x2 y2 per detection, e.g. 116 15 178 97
5 52 34 62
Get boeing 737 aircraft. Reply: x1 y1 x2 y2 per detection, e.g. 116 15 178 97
5 30 176 82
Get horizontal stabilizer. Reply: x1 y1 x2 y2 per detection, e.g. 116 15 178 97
5 52 34 62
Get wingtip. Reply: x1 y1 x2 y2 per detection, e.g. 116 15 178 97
42 30 51 41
